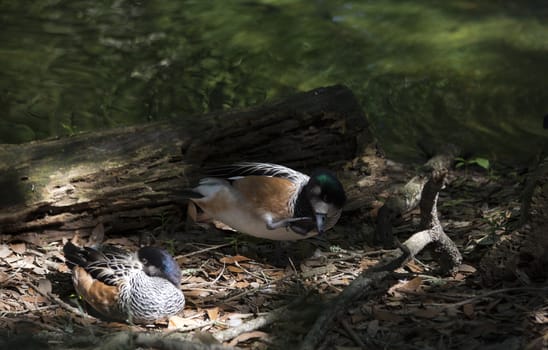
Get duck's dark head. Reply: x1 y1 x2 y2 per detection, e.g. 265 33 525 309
138 247 182 287
302 170 346 234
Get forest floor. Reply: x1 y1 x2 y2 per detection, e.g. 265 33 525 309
0 155 546 350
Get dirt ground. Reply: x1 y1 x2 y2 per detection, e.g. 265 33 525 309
0 156 546 350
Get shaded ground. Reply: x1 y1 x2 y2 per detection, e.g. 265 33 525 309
0 156 546 349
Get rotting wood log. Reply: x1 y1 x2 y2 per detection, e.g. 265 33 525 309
0 85 371 238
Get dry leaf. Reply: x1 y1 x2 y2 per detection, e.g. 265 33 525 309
186 276 208 284
219 255 250 264
458 264 477 273
37 278 52 295
206 307 220 321
0 271 10 283
168 315 200 329
184 290 211 298
0 244 12 259
372 307 405 323
88 223 105 246
227 265 245 273
453 273 467 281
4 255 21 264
228 331 269 347
405 260 424 273
58 264 70 273
238 262 255 269
235 281 250 288
532 310 548 324
397 277 423 292
104 237 135 246
15 256 36 269
463 303 475 319
359 258 376 270
367 319 379 337
208 268 224 276
413 308 441 319
9 242 26 255
21 295 48 303
446 306 459 317
212 220 236 231
330 277 351 286
267 271 285 280
350 313 367 324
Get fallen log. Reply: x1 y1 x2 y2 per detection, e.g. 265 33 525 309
0 85 371 237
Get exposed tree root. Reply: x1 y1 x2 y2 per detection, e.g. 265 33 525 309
377 169 462 275
101 332 239 350
299 270 389 350
301 164 464 350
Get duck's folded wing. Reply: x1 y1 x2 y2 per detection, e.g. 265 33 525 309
205 162 309 184
64 242 137 286
72 266 122 319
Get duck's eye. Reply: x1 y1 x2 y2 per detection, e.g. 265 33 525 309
310 185 321 196
141 258 148 264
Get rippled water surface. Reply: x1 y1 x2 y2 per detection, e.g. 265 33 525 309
1 1 547 164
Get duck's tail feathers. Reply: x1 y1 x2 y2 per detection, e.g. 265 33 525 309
63 242 103 269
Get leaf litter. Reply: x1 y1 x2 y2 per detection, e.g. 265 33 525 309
0 160 546 350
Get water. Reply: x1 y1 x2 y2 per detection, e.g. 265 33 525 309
1 0 547 164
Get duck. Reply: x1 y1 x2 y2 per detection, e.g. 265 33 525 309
63 241 185 324
184 162 346 241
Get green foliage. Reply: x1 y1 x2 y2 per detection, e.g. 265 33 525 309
0 0 545 165
455 157 490 171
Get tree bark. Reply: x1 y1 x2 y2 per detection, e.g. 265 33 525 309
0 85 371 238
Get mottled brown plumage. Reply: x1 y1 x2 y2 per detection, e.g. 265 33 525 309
72 266 119 317
63 242 185 324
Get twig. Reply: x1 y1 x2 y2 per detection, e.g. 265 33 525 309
223 272 294 303
176 243 233 259
27 280 96 321
165 320 218 334
223 284 267 303
339 318 366 349
100 332 238 350
300 271 389 350
432 286 548 308
361 248 400 257
0 304 58 317
213 295 308 343
11 317 63 333
210 263 226 284
213 305 286 343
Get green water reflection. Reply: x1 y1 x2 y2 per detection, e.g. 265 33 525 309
1 0 546 164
